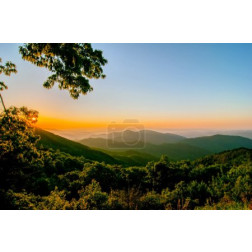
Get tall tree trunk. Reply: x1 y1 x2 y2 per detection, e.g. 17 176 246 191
0 93 8 116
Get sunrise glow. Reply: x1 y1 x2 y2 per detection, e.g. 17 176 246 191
1 43 252 133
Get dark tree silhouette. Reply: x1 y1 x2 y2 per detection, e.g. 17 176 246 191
19 43 108 99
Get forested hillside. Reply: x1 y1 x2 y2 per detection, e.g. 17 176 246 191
36 128 117 164
1 109 251 210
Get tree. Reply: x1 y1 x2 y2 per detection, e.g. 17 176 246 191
2 189 40 210
82 162 117 192
0 57 17 113
73 180 109 210
38 187 70 210
139 191 164 210
19 43 108 99
0 106 40 190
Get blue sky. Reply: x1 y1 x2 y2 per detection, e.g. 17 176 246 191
1 43 252 130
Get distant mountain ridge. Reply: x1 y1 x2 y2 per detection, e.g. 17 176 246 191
79 130 252 161
106 130 186 144
80 130 186 146
182 134 252 153
34 128 252 163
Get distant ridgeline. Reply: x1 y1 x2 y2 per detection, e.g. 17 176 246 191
77 129 252 163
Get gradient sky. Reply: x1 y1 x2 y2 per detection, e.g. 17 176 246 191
1 43 252 131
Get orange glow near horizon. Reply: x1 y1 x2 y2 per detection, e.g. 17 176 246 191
36 116 109 130
36 115 252 131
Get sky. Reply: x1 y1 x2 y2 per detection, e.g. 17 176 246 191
1 43 252 133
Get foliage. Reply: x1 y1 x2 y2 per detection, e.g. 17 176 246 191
19 43 107 99
1 189 39 210
0 57 17 91
1 109 251 210
0 107 41 191
139 191 164 210
37 187 71 210
71 180 109 210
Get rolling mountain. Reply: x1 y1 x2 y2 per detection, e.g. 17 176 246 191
37 128 252 163
79 130 186 148
79 138 209 161
181 134 252 153
106 130 186 145
35 128 117 164
140 130 186 144
79 131 252 161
